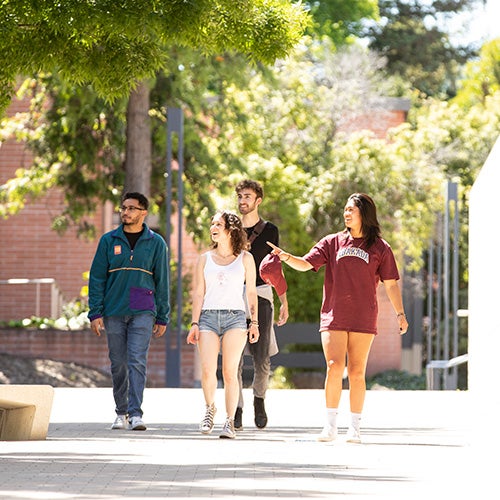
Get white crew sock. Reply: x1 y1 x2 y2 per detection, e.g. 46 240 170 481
351 412 362 431
326 408 338 428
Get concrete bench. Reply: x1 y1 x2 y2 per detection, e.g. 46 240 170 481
0 385 54 440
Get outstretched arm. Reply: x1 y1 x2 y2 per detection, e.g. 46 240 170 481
267 241 313 272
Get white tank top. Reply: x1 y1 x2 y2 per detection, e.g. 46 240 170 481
202 251 246 311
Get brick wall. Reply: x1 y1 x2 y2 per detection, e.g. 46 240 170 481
0 328 196 388
339 98 410 139
341 109 409 139
0 187 105 320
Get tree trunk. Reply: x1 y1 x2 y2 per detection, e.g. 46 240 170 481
124 80 151 197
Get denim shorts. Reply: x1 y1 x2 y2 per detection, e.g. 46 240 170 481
199 309 247 337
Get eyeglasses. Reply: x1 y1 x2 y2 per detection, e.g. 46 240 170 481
119 206 145 213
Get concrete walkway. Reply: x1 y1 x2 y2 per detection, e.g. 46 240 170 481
0 388 490 499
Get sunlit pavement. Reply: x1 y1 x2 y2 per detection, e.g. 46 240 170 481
0 387 489 499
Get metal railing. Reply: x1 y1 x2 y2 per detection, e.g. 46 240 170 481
426 353 469 390
0 278 64 318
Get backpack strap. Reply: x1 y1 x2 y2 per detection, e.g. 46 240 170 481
248 219 267 245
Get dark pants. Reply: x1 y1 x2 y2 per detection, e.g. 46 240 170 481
237 295 273 406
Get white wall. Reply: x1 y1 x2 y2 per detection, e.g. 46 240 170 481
468 136 500 406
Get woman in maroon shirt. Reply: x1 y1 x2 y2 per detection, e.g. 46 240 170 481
268 193 408 443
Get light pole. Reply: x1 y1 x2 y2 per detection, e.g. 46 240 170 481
165 107 184 387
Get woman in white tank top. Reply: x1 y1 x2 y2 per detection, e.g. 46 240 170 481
187 210 259 439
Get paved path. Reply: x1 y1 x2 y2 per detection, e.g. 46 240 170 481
0 388 490 499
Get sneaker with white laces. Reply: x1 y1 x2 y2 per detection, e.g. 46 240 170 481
200 403 216 434
129 415 147 431
111 414 128 430
345 427 361 443
219 417 236 439
316 425 337 442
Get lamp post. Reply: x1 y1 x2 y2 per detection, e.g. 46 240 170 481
165 107 184 387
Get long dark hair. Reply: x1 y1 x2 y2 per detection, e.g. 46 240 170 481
210 210 249 255
347 193 381 248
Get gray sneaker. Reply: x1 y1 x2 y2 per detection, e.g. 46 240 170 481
219 417 236 439
111 414 128 430
200 403 216 434
129 416 147 431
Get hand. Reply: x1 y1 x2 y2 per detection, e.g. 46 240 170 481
267 241 283 256
153 323 167 338
90 318 105 337
277 302 289 326
186 325 199 345
248 324 259 343
398 314 409 335
267 241 290 262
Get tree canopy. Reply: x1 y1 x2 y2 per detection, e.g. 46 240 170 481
366 0 481 98
305 0 379 44
0 0 309 114
452 38 500 107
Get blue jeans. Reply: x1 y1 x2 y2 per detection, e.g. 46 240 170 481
104 314 154 418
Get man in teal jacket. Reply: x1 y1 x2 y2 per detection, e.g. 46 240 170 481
88 192 170 431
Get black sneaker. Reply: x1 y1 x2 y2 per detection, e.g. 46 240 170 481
234 407 243 431
254 396 267 429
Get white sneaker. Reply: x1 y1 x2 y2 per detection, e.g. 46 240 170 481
317 426 337 442
219 417 236 439
111 414 128 430
129 416 147 431
200 403 216 434
345 427 361 443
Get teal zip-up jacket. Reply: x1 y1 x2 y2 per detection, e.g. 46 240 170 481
88 223 170 325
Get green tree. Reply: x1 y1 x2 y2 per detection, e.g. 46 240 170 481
200 39 410 319
453 38 500 108
0 0 310 115
0 76 128 238
0 1 309 233
204 38 394 179
0 50 252 239
306 0 379 44
366 0 480 98
0 1 387 236
396 92 500 280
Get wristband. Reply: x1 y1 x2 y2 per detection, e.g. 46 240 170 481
396 313 405 318
191 321 199 327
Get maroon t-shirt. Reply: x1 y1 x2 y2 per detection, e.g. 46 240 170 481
304 231 400 334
